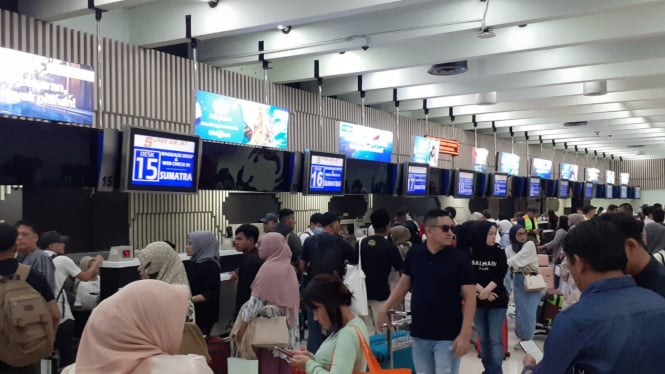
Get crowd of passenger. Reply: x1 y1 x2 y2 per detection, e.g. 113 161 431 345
1 202 665 374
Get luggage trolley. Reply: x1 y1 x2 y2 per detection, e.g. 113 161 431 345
370 310 415 371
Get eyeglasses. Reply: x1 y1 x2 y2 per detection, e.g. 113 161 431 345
429 224 453 233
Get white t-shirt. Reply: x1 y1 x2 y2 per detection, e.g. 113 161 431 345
75 278 100 310
45 251 82 323
299 228 314 245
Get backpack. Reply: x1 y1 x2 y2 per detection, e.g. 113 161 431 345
308 235 344 278
403 221 422 245
0 264 55 368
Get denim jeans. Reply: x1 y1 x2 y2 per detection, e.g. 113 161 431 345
513 274 542 341
306 308 324 353
474 308 507 374
411 337 460 374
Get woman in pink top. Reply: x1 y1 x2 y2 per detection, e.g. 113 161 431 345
62 279 212 374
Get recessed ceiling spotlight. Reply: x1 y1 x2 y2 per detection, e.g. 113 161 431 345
518 24 528 28
208 0 219 8
277 25 292 34
477 28 496 39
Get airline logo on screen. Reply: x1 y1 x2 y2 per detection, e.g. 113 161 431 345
426 135 460 156
131 134 196 187
310 155 344 192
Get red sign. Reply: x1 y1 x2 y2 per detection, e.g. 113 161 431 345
426 136 460 156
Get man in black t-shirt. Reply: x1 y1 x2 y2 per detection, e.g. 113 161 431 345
379 209 476 374
0 223 59 373
231 224 263 314
359 209 403 335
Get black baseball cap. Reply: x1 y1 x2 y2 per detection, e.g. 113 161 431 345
259 213 278 223
38 231 69 249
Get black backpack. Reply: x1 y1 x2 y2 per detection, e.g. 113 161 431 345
308 235 344 278
403 221 422 245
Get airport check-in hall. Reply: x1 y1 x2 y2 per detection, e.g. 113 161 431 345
1 1 665 374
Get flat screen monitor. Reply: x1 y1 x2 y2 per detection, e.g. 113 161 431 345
558 180 570 199
512 176 527 198
303 150 345 194
412 136 439 167
613 185 620 200
121 126 202 193
571 182 583 199
338 122 393 162
531 158 553 179
490 173 508 198
585 167 600 183
475 173 489 198
635 186 641 199
620 173 630 185
344 158 398 195
402 162 429 195
472 147 489 173
596 184 606 199
584 182 594 199
528 177 541 198
543 179 556 198
195 90 289 149
605 184 613 199
0 47 95 125
620 185 628 199
454 170 475 198
606 170 616 185
497 152 520 176
560 163 579 181
628 186 635 199
428 167 452 196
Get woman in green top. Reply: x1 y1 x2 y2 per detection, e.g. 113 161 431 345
289 274 369 374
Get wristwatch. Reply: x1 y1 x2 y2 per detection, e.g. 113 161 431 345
522 365 536 374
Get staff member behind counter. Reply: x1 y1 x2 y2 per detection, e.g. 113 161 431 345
185 231 221 336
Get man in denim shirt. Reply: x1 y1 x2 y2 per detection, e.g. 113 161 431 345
522 218 665 374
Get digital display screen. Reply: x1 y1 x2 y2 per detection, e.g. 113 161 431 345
497 152 520 176
0 47 95 125
606 170 616 185
560 163 579 181
122 127 201 193
307 153 345 194
338 122 393 162
620 173 630 185
531 158 553 179
406 164 428 195
620 185 628 199
412 136 440 167
473 147 489 173
558 180 569 199
528 177 541 198
492 174 508 198
584 182 594 199
195 90 289 149
457 171 475 197
345 158 398 195
635 186 641 199
585 168 600 183
606 184 613 199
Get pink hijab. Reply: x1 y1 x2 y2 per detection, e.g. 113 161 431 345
252 232 300 327
72 279 190 373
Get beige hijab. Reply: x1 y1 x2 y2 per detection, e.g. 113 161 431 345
69 280 190 373
137 241 190 287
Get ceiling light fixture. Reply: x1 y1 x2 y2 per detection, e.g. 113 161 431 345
477 0 496 38
427 61 468 76
208 0 219 8
563 121 589 127
277 25 292 34
583 80 608 96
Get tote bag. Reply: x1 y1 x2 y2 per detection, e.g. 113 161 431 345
524 273 548 292
344 237 369 316
178 322 212 364
228 357 258 374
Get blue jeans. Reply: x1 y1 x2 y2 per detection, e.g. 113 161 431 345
474 308 507 374
503 271 513 296
513 274 542 341
306 308 324 353
412 337 460 374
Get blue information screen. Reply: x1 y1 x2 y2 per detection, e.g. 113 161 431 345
529 178 541 198
493 175 507 197
309 154 344 193
606 185 613 199
406 165 428 194
559 181 569 198
620 185 628 199
458 171 474 197
584 183 594 199
130 134 196 189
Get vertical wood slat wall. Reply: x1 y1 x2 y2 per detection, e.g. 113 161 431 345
614 160 665 190
2 10 621 248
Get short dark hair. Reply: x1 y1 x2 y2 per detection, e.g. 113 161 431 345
607 204 619 212
235 224 259 244
563 216 629 272
395 209 408 218
310 213 323 225
423 209 450 226
558 215 569 231
619 203 634 215
654 203 663 210
444 207 457 219
582 205 596 214
278 209 295 221
642 205 653 216
302 274 352 333
14 220 37 234
653 209 665 224
481 209 492 219
0 223 18 252
370 209 391 232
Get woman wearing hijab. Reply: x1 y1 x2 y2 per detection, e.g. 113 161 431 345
62 280 212 374
506 225 540 347
137 241 195 322
234 232 300 374
186 231 221 336
644 222 665 254
469 221 508 374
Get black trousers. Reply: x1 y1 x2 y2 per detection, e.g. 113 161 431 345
55 319 76 368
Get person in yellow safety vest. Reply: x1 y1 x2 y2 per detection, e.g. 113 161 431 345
518 206 541 243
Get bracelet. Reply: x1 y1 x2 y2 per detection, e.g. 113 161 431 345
522 365 536 374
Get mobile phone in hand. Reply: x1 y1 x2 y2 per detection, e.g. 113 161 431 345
520 340 543 362
273 346 293 357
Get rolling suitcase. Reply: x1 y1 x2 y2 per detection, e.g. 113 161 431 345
474 318 510 359
207 336 231 374
370 310 415 372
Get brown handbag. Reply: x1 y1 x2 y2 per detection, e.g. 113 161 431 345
178 322 212 364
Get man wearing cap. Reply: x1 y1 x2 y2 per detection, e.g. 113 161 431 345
582 205 597 221
259 212 278 233
41 231 103 369
300 211 357 352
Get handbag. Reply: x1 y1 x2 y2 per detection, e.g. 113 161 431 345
248 315 290 348
344 237 369 316
523 273 548 292
178 322 212 364
349 326 410 374
228 357 259 374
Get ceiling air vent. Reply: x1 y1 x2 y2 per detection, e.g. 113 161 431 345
427 61 468 76
563 121 588 127
626 144 645 148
